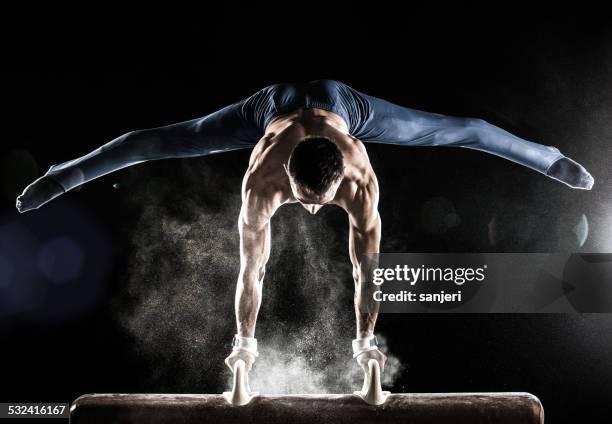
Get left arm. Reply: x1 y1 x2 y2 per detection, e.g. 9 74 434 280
348 196 381 339
346 178 387 371
346 176 381 338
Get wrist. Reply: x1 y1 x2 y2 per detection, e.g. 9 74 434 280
231 334 259 357
352 335 378 358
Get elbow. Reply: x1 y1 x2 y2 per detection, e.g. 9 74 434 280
114 129 166 160
237 275 261 296
239 261 266 286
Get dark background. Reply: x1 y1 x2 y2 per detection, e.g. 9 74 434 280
1 6 611 423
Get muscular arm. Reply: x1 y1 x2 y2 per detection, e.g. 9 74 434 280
235 200 271 338
346 180 381 338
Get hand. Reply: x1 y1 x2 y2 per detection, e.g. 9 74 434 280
355 348 387 374
225 349 256 372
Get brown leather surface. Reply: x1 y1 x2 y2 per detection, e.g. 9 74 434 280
70 392 544 424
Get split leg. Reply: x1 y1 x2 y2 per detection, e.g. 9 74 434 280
345 86 593 189
17 97 264 213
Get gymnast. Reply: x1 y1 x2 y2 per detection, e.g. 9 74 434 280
15 79 594 386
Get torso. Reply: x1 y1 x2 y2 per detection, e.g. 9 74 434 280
241 108 378 224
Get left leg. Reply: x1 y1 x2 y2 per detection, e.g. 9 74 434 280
339 84 593 189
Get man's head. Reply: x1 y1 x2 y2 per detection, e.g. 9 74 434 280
284 137 344 214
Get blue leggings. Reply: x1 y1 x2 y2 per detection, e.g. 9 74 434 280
45 79 567 192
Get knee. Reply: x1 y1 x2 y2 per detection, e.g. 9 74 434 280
465 117 489 128
120 129 167 159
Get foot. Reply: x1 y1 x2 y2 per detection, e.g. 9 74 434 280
546 157 594 190
16 176 65 213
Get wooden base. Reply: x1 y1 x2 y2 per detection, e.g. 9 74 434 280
70 392 544 424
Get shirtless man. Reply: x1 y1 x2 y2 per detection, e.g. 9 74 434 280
15 79 593 385
225 108 386 377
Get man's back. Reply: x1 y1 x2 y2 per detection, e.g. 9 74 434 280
242 107 378 220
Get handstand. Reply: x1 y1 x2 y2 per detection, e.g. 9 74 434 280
16 79 594 391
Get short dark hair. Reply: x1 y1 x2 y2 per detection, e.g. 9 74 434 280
288 137 344 196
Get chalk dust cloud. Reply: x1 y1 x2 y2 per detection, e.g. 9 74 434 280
114 155 403 394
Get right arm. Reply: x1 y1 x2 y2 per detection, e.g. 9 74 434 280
235 198 271 338
225 186 273 371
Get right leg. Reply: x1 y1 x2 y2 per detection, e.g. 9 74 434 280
16 97 266 213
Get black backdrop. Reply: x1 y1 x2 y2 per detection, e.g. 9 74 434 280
1 6 611 423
